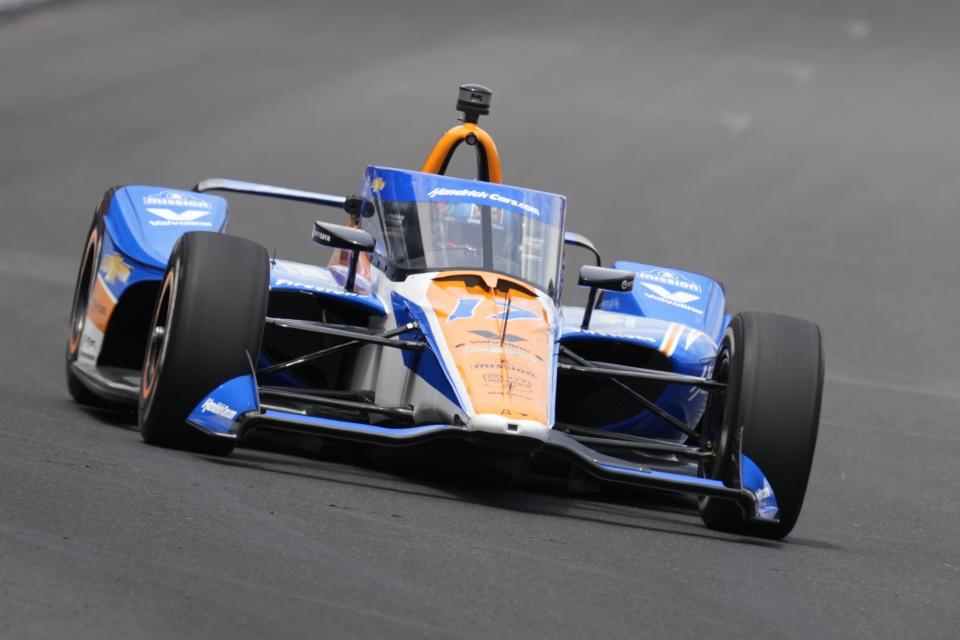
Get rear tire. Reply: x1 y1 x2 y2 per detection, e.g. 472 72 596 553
698 312 824 539
138 232 269 455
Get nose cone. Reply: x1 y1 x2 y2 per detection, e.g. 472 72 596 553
467 413 551 442
426 272 556 426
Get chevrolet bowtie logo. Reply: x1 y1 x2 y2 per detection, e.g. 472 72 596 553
100 253 131 285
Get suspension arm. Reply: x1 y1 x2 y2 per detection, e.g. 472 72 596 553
558 345 701 441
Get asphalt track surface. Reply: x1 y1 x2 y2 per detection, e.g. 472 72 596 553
2 1 959 638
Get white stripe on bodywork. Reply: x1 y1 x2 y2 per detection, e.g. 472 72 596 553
684 327 712 350
659 323 682 357
392 274 476 415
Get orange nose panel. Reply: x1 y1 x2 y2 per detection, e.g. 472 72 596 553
427 274 552 423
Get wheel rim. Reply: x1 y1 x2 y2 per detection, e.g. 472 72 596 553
142 264 177 401
67 229 99 357
698 328 735 483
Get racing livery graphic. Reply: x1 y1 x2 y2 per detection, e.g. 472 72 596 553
66 84 824 538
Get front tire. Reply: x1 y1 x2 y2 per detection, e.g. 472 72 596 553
699 312 824 539
139 232 269 455
65 215 109 406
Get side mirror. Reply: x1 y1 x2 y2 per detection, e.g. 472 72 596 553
564 231 602 266
313 221 375 292
577 265 634 330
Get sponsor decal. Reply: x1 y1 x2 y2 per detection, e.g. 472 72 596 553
473 361 533 372
637 271 704 315
448 297 481 322
638 282 701 305
100 253 132 285
468 339 542 360
462 345 542 364
79 333 100 360
426 186 541 217
201 398 238 420
142 191 215 227
468 329 526 343
77 322 104 363
142 190 213 209
642 290 704 315
272 262 336 281
482 373 533 389
371 177 386 193
273 278 358 296
488 300 540 321
146 208 213 227
637 268 701 293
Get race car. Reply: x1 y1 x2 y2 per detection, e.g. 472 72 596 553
66 84 824 539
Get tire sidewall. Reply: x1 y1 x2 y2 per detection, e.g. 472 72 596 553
138 232 269 452
699 312 824 538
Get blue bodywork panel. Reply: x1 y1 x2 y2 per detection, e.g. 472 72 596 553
104 186 228 268
92 185 228 312
559 309 718 439
391 292 461 407
186 374 259 436
96 231 164 301
270 259 386 315
558 261 728 439
742 454 779 519
599 262 726 342
87 186 228 371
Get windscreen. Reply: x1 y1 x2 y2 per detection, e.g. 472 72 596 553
359 167 566 294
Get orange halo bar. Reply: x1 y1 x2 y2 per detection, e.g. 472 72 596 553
421 84 502 184
421 122 503 184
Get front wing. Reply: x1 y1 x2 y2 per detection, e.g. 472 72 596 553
186 374 779 525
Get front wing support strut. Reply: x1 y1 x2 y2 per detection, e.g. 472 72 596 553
559 345 702 441
258 322 422 376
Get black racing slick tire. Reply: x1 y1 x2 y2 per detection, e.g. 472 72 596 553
698 312 824 539
65 213 110 406
139 232 269 455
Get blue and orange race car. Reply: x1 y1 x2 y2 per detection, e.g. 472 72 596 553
66 84 824 538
